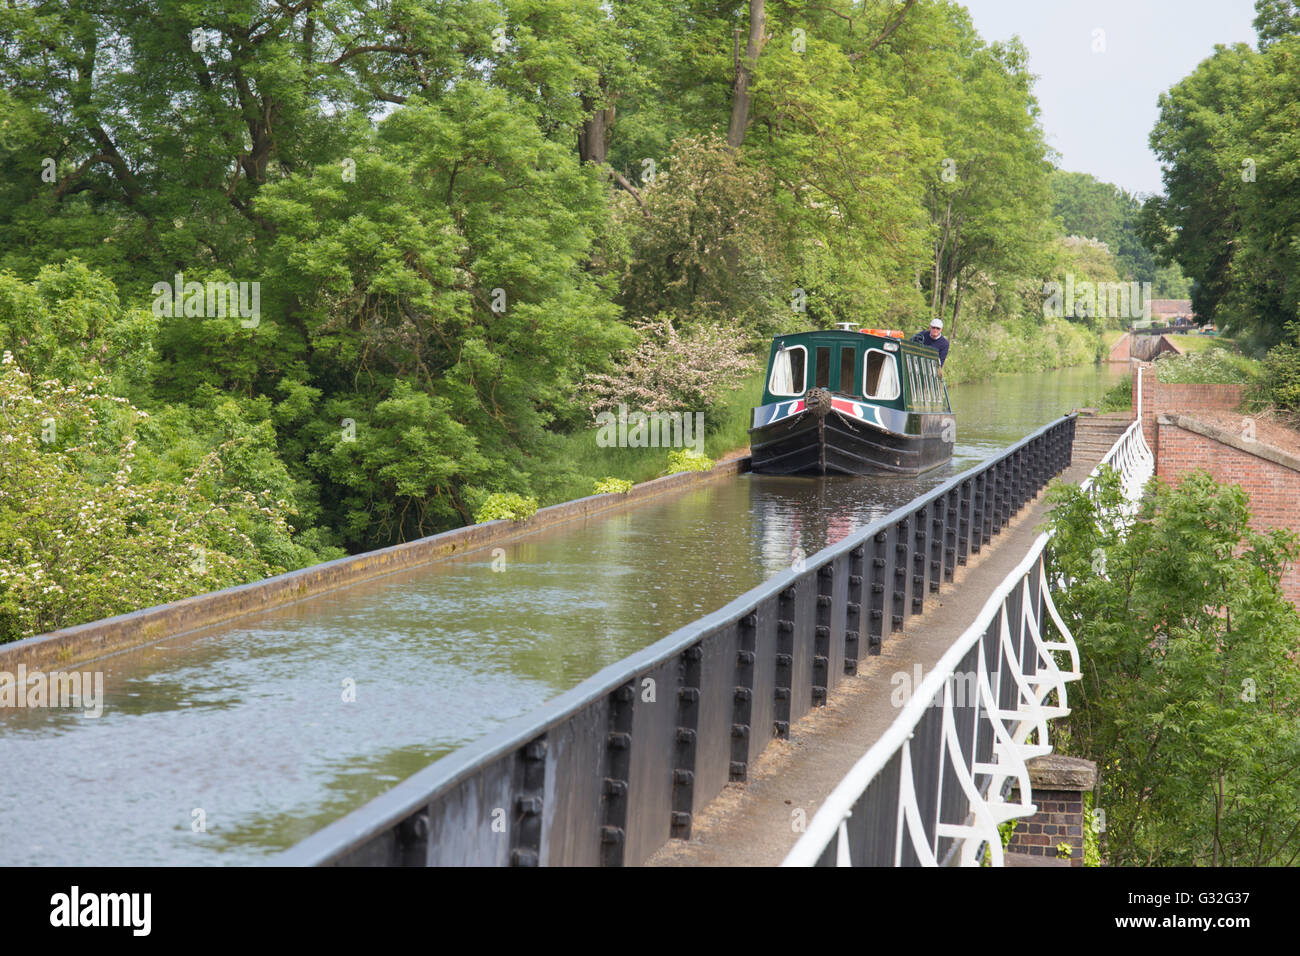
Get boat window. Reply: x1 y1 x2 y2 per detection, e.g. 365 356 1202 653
815 346 831 388
863 349 900 401
905 355 919 410
839 348 857 396
768 345 807 396
922 360 936 408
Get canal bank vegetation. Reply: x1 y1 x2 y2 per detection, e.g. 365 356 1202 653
1046 467 1300 866
0 0 1178 638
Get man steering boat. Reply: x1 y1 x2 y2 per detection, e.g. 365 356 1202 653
910 318 949 368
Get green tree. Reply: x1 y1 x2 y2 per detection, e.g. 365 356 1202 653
254 83 629 547
1046 468 1300 865
0 354 317 642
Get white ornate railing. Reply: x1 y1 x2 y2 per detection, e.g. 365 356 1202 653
782 371 1152 868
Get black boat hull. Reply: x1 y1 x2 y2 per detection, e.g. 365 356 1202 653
750 407 954 476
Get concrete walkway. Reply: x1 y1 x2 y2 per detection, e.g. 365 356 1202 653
646 412 1129 867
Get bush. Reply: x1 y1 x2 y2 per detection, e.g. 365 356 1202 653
665 449 714 474
473 493 539 523
592 477 633 495
1256 321 1300 412
1045 467 1300 865
1150 347 1260 385
580 314 757 418
1097 377 1132 412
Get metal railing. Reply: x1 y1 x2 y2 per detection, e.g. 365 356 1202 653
782 379 1152 867
279 414 1077 866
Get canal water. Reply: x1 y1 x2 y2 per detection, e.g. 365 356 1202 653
0 364 1124 865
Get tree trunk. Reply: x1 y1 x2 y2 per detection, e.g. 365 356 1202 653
951 273 964 341
726 0 766 149
578 94 614 165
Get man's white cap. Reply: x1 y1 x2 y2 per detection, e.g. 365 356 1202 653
930 319 943 329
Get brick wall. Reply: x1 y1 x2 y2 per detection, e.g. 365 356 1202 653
1006 789 1087 864
1005 756 1096 867
1131 365 1246 461
1156 421 1300 608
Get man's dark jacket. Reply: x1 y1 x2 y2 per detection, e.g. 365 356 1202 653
911 329 949 365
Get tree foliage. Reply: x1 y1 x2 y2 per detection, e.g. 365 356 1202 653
1142 6 1300 345
1046 468 1300 866
0 0 1179 636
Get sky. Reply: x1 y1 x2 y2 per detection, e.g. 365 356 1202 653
960 0 1260 197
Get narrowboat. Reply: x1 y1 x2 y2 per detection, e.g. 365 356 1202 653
749 325 955 476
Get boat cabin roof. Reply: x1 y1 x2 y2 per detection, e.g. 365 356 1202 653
759 328 950 413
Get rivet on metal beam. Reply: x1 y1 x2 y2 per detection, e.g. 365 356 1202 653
397 812 428 844
524 740 547 761
511 849 539 867
516 795 542 816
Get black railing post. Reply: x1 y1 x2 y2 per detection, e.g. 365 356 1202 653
774 586 795 738
509 736 547 866
893 518 909 632
869 531 887 655
845 546 864 674
929 497 945 592
601 683 635 865
670 645 702 839
911 506 928 616
812 564 833 706
730 615 757 781
943 487 959 583
958 478 972 566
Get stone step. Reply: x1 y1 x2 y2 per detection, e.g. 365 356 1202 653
1004 852 1072 868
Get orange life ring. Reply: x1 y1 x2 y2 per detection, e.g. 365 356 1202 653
858 328 904 338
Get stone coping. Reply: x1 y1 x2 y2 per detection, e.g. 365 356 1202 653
1 456 751 672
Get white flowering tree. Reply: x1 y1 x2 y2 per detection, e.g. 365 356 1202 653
581 315 756 416
0 353 297 642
